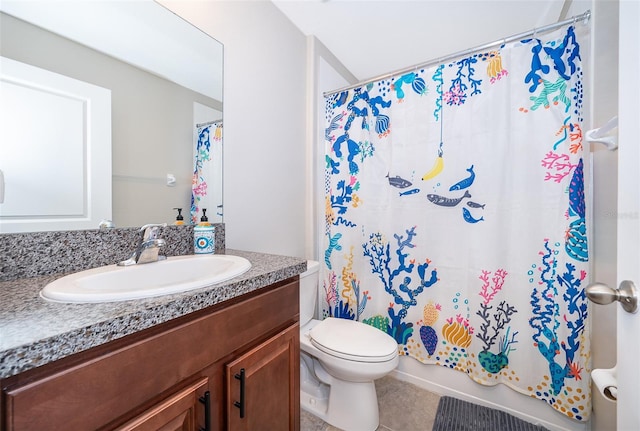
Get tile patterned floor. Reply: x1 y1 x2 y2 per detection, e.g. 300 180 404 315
300 376 441 431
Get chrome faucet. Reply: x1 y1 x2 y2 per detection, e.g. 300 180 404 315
118 223 167 266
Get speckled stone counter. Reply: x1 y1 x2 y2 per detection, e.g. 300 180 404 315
0 250 306 379
0 224 225 282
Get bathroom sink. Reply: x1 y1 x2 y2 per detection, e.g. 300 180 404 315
40 254 252 303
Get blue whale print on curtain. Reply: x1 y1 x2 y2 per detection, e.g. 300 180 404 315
323 23 590 421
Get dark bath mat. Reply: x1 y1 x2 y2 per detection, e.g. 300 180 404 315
432 396 550 431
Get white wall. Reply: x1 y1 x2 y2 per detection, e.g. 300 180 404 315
161 0 308 258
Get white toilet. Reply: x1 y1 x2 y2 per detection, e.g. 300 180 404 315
299 260 399 431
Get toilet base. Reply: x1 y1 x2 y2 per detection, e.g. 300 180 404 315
301 359 380 431
301 355 330 408
300 383 329 419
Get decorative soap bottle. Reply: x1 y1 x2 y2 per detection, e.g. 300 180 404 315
173 208 185 225
194 209 215 254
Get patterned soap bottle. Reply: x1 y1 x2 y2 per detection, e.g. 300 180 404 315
194 209 215 254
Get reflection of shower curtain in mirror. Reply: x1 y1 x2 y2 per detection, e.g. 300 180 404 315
323 23 591 421
191 122 222 223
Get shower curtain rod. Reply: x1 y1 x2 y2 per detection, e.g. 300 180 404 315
196 119 222 128
323 9 591 97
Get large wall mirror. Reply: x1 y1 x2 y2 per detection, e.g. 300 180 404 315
0 0 223 233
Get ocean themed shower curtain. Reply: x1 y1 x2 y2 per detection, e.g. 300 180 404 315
323 24 590 420
191 121 223 223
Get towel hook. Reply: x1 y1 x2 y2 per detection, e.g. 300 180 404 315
586 116 618 151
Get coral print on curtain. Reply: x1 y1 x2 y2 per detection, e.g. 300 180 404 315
323 24 590 420
191 122 223 223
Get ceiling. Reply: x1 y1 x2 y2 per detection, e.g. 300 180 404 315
272 0 572 82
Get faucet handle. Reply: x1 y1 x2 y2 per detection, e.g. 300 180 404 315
139 223 167 240
98 219 115 230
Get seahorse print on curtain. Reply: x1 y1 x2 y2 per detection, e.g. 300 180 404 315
323 23 590 421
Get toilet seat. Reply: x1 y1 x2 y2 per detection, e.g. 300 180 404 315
309 318 398 363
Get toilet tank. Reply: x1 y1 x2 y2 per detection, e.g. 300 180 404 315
299 260 320 326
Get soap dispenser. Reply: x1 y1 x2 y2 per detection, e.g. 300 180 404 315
194 209 215 254
173 208 185 225
198 209 211 226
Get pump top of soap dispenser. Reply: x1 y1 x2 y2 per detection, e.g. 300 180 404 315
173 208 185 225
198 209 211 226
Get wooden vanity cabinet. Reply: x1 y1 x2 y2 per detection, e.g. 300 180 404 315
0 278 300 431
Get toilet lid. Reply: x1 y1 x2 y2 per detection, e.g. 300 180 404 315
309 318 398 362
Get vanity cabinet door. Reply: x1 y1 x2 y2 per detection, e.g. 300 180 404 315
226 323 300 431
115 377 208 431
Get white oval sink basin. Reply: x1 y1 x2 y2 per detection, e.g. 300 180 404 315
40 254 252 303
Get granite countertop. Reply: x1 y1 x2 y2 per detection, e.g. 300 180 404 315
0 250 306 379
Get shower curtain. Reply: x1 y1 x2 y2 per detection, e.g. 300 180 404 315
191 121 223 223
323 24 590 420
